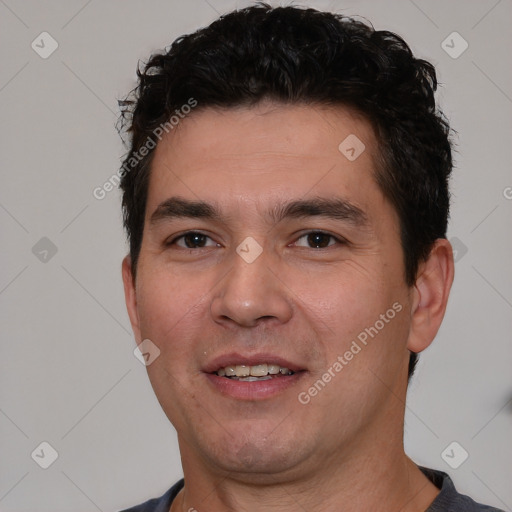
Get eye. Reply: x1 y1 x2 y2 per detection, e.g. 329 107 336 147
167 231 219 249
293 231 344 249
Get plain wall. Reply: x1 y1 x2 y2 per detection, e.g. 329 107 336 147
1 1 511 511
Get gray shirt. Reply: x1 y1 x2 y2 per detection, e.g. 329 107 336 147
120 466 506 511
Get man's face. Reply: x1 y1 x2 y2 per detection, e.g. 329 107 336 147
124 103 416 481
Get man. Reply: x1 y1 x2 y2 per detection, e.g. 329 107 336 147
118 4 503 511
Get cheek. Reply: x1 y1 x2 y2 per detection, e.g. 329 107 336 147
135 267 203 348
293 265 408 360
289 266 384 332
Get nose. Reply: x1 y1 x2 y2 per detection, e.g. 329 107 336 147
210 246 293 328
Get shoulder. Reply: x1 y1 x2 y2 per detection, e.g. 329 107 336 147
118 479 184 512
421 467 506 512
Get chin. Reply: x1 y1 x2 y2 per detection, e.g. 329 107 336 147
197 422 310 479
213 449 304 481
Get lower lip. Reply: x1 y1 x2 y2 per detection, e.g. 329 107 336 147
205 372 306 400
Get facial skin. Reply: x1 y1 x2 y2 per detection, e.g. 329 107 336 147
123 103 454 511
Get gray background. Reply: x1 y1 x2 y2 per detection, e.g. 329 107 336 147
1 0 511 511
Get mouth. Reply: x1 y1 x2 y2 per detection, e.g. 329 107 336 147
215 363 295 382
204 354 306 400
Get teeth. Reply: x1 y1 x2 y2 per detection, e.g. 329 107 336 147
238 376 272 382
267 364 280 375
235 365 251 377
215 363 295 378
250 364 268 377
225 366 236 376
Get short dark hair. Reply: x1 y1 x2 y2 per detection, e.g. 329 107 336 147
118 3 453 379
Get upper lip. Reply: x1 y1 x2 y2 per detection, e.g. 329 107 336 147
203 352 305 373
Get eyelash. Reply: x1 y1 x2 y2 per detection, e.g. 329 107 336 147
166 231 346 250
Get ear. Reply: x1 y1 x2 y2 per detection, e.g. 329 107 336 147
122 255 142 344
407 239 454 354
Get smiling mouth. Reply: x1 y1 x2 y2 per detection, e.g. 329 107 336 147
215 363 295 382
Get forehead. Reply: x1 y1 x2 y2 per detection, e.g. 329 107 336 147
145 103 390 226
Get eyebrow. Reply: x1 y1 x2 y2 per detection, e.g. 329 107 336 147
150 196 368 228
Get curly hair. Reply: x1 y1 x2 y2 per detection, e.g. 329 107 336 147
117 3 453 379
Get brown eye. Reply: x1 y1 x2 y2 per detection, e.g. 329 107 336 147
295 231 341 249
168 232 217 249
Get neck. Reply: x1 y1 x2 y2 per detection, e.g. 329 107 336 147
173 424 439 512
